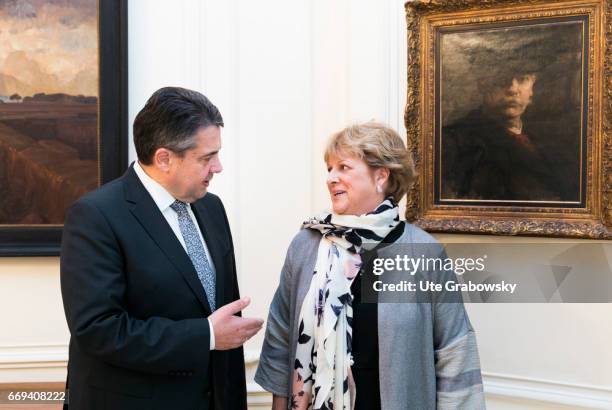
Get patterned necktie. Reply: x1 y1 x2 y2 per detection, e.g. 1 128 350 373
170 200 216 311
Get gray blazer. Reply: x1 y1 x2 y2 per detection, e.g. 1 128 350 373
255 223 486 410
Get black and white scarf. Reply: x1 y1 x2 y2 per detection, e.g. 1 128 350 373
291 198 400 410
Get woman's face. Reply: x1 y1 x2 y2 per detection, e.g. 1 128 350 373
326 152 387 216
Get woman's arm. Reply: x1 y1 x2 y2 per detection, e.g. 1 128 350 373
272 395 288 410
254 246 295 400
430 250 486 410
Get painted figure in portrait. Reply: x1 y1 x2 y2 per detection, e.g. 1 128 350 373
0 0 98 224
439 22 584 203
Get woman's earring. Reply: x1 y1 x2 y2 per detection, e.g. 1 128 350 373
376 185 382 193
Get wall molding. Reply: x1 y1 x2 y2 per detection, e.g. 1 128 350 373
2 347 609 409
0 345 67 370
246 382 272 407
483 372 612 409
0 344 68 383
246 353 612 409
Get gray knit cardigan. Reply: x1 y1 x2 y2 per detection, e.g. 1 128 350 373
255 223 486 410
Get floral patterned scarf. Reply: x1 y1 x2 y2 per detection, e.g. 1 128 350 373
291 198 400 410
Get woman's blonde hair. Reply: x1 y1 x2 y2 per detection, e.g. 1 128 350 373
324 121 416 203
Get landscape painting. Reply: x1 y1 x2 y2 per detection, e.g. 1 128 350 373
0 0 98 225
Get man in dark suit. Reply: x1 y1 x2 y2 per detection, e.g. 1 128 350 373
60 87 263 410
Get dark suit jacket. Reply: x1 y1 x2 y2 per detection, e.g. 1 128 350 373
60 165 247 410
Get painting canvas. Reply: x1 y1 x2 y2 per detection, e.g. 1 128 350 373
437 19 585 206
0 0 99 225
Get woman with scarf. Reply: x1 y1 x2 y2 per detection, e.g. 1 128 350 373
255 122 485 410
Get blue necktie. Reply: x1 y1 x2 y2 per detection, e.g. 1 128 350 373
170 200 216 311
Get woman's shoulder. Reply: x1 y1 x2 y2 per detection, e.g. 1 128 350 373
285 223 442 257
390 222 446 258
285 228 322 265
288 227 321 249
398 222 439 244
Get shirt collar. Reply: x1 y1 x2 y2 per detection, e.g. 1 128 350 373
133 161 177 212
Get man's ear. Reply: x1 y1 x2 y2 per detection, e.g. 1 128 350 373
152 148 172 172
528 73 537 84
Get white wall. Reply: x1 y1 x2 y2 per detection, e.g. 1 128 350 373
0 1 610 409
127 1 612 408
0 258 68 383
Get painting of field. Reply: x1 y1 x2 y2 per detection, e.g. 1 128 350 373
0 0 98 225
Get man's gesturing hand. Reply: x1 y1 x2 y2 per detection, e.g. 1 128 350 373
208 297 264 350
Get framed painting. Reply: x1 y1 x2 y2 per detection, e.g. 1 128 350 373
404 0 611 238
0 0 128 256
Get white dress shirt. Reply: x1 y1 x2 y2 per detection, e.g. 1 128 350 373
134 161 216 350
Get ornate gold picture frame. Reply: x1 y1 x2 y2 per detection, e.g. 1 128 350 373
404 0 611 238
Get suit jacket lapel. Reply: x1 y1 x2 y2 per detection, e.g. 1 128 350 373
123 166 213 314
191 201 227 309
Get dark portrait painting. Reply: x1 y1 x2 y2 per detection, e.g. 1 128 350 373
405 0 609 238
436 18 586 206
0 0 98 224
0 0 127 255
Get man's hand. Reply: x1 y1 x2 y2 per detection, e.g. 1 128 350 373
208 297 264 350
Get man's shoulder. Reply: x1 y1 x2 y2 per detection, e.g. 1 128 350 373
62 175 130 229
74 174 127 210
445 109 500 132
194 192 224 216
198 191 222 206
445 109 480 128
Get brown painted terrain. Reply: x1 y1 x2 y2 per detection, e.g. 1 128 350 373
0 99 98 225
